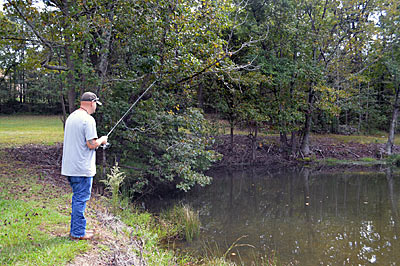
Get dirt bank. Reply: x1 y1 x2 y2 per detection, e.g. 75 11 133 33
6 135 397 173
212 134 398 168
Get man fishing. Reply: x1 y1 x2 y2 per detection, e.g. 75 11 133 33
61 92 108 240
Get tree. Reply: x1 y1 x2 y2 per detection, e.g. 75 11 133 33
374 0 400 154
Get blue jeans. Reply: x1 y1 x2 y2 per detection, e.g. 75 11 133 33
67 176 93 238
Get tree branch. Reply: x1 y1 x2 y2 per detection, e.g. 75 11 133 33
10 2 69 71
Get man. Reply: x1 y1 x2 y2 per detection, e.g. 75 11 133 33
61 92 108 240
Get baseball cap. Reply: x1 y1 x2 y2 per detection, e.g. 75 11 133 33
81 92 102 105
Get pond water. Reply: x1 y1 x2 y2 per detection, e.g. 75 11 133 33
149 167 400 265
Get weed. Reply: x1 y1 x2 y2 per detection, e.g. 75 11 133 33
101 163 125 213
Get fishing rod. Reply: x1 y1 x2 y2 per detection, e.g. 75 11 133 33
101 80 157 149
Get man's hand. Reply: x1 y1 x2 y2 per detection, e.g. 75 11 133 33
99 136 108 145
87 136 108 149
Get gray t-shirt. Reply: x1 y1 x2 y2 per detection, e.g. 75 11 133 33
61 109 98 177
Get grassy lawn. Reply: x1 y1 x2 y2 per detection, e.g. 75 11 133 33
0 115 64 147
314 133 392 145
0 151 89 265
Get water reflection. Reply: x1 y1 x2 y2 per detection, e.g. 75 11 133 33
152 167 400 265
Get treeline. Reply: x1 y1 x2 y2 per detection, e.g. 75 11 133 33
1 0 400 194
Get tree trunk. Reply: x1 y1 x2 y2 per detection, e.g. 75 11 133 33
300 86 314 156
59 70 67 128
230 124 234 152
385 85 400 155
66 51 75 114
280 132 288 147
250 125 258 165
290 131 297 155
358 83 362 133
301 112 312 156
96 3 114 96
60 0 76 114
197 82 204 110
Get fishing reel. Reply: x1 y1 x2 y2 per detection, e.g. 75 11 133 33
100 142 111 150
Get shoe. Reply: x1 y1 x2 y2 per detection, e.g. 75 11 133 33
69 232 94 240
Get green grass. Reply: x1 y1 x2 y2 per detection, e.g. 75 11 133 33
314 133 392 145
0 151 89 266
0 199 88 266
0 115 64 147
318 157 383 166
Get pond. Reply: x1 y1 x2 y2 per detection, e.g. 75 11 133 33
149 167 400 265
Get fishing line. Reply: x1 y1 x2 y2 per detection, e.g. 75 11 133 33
101 80 157 149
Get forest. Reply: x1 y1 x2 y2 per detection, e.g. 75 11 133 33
1 0 400 195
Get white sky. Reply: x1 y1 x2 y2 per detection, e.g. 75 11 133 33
0 1 48 12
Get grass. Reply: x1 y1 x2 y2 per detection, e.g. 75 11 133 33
0 151 89 266
0 115 396 147
0 115 64 147
0 199 88 265
161 204 201 242
313 133 393 145
0 115 198 265
319 157 383 166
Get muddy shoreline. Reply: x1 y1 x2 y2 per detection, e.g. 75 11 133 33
211 135 397 169
4 135 398 183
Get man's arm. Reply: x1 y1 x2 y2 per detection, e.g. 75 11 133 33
87 136 108 150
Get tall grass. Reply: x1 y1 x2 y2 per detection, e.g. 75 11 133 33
162 204 201 242
199 236 280 266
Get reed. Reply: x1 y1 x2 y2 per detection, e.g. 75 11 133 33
162 204 201 242
200 236 281 266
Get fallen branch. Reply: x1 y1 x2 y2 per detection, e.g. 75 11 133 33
346 149 360 158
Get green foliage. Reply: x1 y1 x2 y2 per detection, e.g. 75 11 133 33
3 0 400 193
101 92 222 194
386 154 400 167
